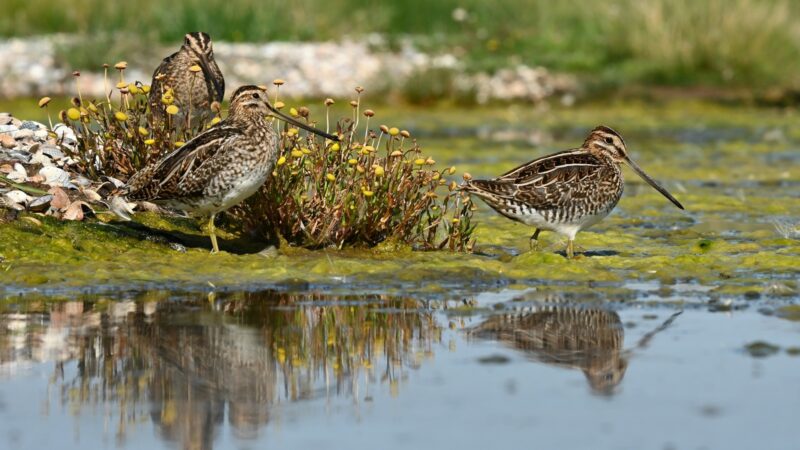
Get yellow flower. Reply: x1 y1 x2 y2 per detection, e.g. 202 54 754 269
38 97 51 108
449 166 457 174
174 141 185 147
452 218 461 224
363 145 375 153
166 105 179 115
287 128 298 137
277 156 287 166
87 103 98 113
363 190 374 197
326 173 336 181
291 149 303 158
128 83 140 95
138 126 148 136
66 108 81 121
114 111 128 121
142 85 151 94
330 143 340 151
301 147 311 155
161 91 174 105
348 158 358 165
210 117 221 125
144 139 155 145
426 157 436 165
389 127 400 136
432 172 440 180
414 158 426 165
289 107 299 117
373 165 385 176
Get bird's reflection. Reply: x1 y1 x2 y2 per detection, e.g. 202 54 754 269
470 298 681 394
0 291 439 450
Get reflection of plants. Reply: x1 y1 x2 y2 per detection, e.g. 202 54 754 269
2 293 440 448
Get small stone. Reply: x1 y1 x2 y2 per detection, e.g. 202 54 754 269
53 124 77 148
0 125 16 134
0 114 13 126
8 150 32 164
4 190 32 205
39 165 70 187
20 121 44 131
8 163 27 182
40 145 64 160
0 134 15 148
28 194 53 212
49 187 70 209
12 129 33 140
33 129 49 141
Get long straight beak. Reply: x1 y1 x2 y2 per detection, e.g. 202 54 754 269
624 157 684 210
197 57 224 100
267 103 339 141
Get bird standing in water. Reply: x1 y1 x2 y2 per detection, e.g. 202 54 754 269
149 32 225 122
119 85 338 253
461 126 684 258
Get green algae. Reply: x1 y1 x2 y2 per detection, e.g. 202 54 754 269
2 100 800 297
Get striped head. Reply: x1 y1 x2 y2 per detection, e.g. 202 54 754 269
183 32 214 59
182 32 224 101
584 125 628 163
584 125 684 210
229 85 339 141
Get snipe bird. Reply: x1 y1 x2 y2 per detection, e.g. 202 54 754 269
120 85 338 253
462 126 684 258
149 32 225 121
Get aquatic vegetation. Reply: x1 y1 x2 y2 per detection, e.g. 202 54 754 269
32 72 475 251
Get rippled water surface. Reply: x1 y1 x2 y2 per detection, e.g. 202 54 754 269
0 288 798 450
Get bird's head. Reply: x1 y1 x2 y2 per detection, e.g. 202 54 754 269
585 125 684 210
229 85 339 141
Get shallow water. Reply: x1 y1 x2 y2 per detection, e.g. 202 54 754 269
2 100 800 448
0 289 798 450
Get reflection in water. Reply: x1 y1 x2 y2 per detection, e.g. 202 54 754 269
471 302 628 394
0 292 440 450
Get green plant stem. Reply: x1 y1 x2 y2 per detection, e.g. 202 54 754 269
0 174 49 196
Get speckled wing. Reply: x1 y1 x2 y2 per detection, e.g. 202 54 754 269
467 150 610 210
126 124 241 201
148 52 177 120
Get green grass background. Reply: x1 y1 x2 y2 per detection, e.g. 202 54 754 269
2 0 800 90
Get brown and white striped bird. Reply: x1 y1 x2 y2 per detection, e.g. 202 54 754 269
119 85 338 253
461 126 684 258
149 32 225 122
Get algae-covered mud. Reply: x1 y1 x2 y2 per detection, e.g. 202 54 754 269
0 289 798 449
1 100 799 295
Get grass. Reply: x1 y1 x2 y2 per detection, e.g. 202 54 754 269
3 0 800 91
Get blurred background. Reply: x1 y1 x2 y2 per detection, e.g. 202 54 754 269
2 0 800 107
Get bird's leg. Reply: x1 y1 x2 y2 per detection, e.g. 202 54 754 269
529 228 541 251
566 239 575 259
208 214 219 254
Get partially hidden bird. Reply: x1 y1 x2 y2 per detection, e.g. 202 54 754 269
116 85 338 253
149 31 225 122
461 126 684 258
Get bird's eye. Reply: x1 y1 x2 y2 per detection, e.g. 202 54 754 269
604 137 614 144
252 93 260 99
